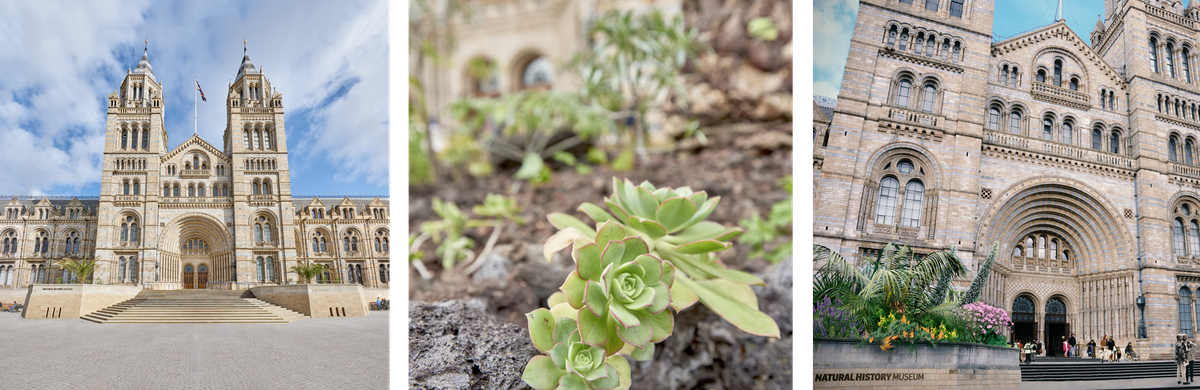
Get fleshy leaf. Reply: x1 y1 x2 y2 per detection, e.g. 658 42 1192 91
663 221 742 244
550 342 570 369
660 261 676 287
668 277 699 311
631 343 655 361
606 355 632 390
604 314 626 355
522 356 565 390
681 255 765 285
575 242 603 281
678 196 719 231
627 287 655 309
548 291 568 308
545 228 590 263
604 199 631 223
656 197 698 233
674 239 731 254
549 212 598 238
648 283 671 314
634 255 662 285
620 237 650 265
578 202 615 224
577 307 609 347
561 272 586 309
595 221 627 248
558 374 589 390
677 275 780 338
589 364 621 390
642 309 674 343
634 186 660 219
527 308 556 352
600 241 626 273
550 302 579 321
608 302 640 328
687 191 708 210
552 317 579 345
584 280 609 318
696 279 759 310
619 179 643 216
617 321 653 348
627 216 666 239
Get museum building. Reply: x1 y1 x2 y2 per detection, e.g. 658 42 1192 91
816 0 1200 359
0 48 390 291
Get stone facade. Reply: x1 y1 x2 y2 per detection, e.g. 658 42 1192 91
0 49 391 291
816 0 1200 359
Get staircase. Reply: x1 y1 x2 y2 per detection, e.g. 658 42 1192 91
1021 359 1181 381
81 290 308 324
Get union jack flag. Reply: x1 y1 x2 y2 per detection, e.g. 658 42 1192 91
196 80 206 102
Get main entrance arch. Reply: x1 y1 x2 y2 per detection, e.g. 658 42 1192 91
159 214 233 290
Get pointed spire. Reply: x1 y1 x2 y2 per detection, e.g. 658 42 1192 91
236 39 258 80
1094 14 1105 32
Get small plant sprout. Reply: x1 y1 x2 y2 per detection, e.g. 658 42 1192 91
738 175 793 263
417 198 475 272
544 178 780 338
463 194 526 275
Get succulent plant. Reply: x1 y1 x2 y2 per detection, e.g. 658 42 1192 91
559 222 674 355
545 178 780 338
523 310 632 390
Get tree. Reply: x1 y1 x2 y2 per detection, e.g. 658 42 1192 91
55 258 98 284
813 243 966 327
290 262 329 284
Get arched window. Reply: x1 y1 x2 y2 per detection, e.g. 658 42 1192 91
924 37 934 57
1010 66 1019 86
1152 37 1161 73
163 185 170 197
254 223 263 242
951 41 960 62
1043 117 1054 140
222 184 229 197
343 236 352 253
898 29 909 51
1038 236 1046 258
253 181 261 195
351 236 359 252
1092 127 1104 150
941 38 951 61
121 130 128 149
263 179 272 195
264 223 272 242
896 76 913 107
265 256 275 282
188 185 195 197
1001 65 1009 85
1009 110 1023 134
379 264 389 284
197 183 204 197
914 34 924 56
521 57 555 89
312 237 320 253
925 0 937 11
243 130 250 149
1109 91 1116 111
1101 89 1107 109
173 184 180 197
1171 136 1180 162
1188 139 1195 165
256 256 264 282
118 257 126 282
1169 43 1178 77
1176 218 1187 256
1037 69 1046 83
950 0 964 16
1050 240 1058 259
142 129 149 149
128 256 138 283
1053 60 1063 87
887 26 897 47
1069 77 1078 91
1111 131 1121 154
1187 48 1194 82
920 83 937 112
1190 221 1200 255
1182 287 1194 337
875 177 900 225
320 237 327 252
1063 121 1073 144
900 180 925 227
123 181 130 195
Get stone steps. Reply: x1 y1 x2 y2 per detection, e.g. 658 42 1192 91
81 291 307 324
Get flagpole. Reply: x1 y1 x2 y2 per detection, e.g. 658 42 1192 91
194 77 198 135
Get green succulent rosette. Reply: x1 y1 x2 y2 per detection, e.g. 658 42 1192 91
557 222 674 356
523 310 632 390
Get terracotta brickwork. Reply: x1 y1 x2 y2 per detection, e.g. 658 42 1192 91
817 0 1200 359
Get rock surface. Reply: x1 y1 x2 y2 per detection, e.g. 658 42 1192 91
409 299 540 390
629 259 793 389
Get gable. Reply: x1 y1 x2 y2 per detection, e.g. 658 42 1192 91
991 22 1125 89
162 134 229 163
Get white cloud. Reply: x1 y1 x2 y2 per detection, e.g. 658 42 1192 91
813 0 859 99
0 0 388 194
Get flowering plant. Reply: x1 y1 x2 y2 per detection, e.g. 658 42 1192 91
865 311 961 351
814 296 862 338
962 302 1012 346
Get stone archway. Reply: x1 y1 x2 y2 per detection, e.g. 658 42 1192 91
159 213 233 290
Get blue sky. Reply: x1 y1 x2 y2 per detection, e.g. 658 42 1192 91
814 0 1118 98
0 0 388 197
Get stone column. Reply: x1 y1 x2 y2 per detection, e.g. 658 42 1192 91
1191 292 1197 337
1037 311 1045 353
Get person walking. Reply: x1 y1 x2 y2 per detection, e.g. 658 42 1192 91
1061 335 1068 357
1069 333 1077 357
1189 336 1197 384
1023 339 1037 364
1179 335 1189 385
1088 339 1096 359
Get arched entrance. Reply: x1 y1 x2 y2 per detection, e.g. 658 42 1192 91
183 265 195 289
197 264 208 289
1045 297 1069 357
159 214 233 290
1011 295 1036 345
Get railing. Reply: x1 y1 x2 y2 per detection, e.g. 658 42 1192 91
1031 81 1090 108
1147 3 1195 28
161 197 233 204
1172 162 1200 180
237 107 275 114
886 106 941 128
179 170 210 179
249 195 275 202
983 130 1135 169
112 107 153 114
114 195 143 201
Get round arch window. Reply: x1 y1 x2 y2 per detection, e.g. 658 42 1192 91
521 57 554 89
897 159 914 174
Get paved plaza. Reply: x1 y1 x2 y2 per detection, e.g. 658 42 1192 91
0 307 388 389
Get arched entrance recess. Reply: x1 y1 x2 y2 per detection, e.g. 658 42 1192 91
980 177 1134 351
1012 295 1037 345
1045 296 1069 357
159 214 233 289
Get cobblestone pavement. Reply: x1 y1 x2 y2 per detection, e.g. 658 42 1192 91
0 310 389 389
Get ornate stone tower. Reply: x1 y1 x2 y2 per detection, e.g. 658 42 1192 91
95 47 167 284
224 47 298 284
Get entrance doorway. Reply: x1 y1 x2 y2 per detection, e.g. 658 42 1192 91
1045 297 1069 357
1012 296 1037 346
183 265 195 289
197 265 208 289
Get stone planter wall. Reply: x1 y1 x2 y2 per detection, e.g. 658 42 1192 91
813 338 1021 389
250 284 368 318
21 284 142 319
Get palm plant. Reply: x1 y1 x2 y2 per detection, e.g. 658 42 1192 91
813 243 967 330
55 258 97 284
291 262 329 284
